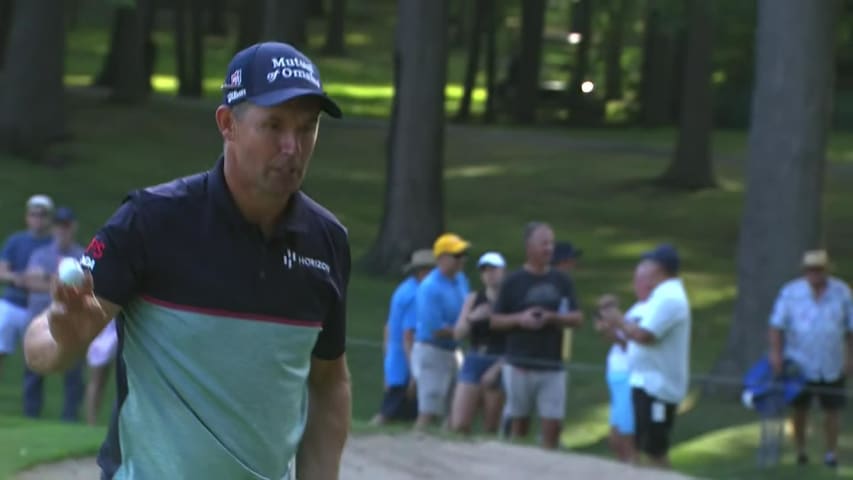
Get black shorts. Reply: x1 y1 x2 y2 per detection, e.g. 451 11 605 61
380 386 418 421
792 378 846 411
633 388 677 458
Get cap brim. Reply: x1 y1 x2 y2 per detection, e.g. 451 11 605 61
249 88 342 118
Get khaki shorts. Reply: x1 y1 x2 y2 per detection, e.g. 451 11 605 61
502 364 566 420
412 342 457 416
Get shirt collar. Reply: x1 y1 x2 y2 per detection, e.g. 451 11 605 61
208 156 311 238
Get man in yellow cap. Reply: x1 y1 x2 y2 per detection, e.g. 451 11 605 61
769 249 853 469
411 233 471 429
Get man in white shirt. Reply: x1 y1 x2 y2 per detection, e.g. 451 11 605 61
768 249 853 469
602 244 691 468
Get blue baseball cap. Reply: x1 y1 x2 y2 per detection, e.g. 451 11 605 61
221 42 342 118
642 243 680 275
54 206 76 223
552 242 582 264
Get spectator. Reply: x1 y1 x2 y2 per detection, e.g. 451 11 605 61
0 195 54 377
85 319 119 425
602 244 692 469
451 251 507 435
20 206 86 421
412 233 470 429
371 249 436 426
768 249 853 469
594 262 654 463
491 222 583 449
552 241 582 274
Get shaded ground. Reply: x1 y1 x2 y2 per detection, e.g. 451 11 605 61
15 432 696 480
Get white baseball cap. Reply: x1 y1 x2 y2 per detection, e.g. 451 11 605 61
26 194 54 212
477 251 506 269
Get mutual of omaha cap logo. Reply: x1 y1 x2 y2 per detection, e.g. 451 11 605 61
221 42 342 118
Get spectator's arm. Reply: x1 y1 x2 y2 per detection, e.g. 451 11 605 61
453 293 478 341
22 250 50 293
403 329 415 365
0 260 17 285
615 315 656 345
544 309 583 328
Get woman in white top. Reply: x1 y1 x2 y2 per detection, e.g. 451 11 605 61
595 263 654 462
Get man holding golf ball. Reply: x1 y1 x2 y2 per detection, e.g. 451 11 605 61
23 42 350 480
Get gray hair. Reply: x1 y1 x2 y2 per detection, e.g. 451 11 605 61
523 221 550 245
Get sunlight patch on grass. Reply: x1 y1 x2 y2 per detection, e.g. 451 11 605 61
445 164 508 179
605 241 658 259
560 403 611 449
681 277 736 309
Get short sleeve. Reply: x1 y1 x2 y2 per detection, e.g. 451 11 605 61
25 247 48 273
312 231 351 360
82 197 146 308
415 281 445 333
842 284 853 332
0 235 17 263
768 289 789 330
639 296 684 339
493 276 515 314
401 288 418 332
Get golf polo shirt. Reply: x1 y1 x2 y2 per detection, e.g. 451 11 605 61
87 157 351 480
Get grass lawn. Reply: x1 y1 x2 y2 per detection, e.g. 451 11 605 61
0 91 852 478
0 416 105 479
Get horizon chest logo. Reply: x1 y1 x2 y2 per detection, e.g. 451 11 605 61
283 249 331 274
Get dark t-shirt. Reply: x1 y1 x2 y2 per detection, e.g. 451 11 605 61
468 290 506 355
494 268 578 370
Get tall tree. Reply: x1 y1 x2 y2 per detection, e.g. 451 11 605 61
0 0 66 160
323 0 346 55
638 0 678 126
235 0 264 52
455 0 489 122
713 0 837 379
0 0 13 69
659 0 715 189
96 1 157 102
602 0 626 101
567 0 592 109
364 0 449 275
482 0 499 123
175 0 205 97
513 0 546 123
265 0 308 47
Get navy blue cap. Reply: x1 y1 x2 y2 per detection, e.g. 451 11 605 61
642 243 680 275
552 242 582 264
54 206 75 223
221 42 342 118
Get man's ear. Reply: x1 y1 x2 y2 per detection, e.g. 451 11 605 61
215 105 236 141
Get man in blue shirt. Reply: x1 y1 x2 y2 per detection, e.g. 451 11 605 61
21 207 86 421
371 249 436 426
412 233 470 429
0 194 54 376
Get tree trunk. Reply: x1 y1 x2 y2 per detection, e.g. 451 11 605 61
483 0 498 123
0 0 66 160
513 0 546 124
110 0 154 103
603 0 625 101
309 0 325 17
712 0 837 383
568 0 592 108
207 0 228 36
235 0 264 52
0 0 14 70
175 0 204 97
363 0 449 275
659 0 715 189
455 0 487 122
264 0 308 47
639 0 676 126
323 0 346 55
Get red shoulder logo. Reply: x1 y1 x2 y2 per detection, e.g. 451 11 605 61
85 238 106 260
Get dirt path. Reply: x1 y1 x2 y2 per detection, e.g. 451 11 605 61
15 432 697 480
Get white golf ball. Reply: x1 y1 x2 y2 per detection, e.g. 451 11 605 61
58 257 85 286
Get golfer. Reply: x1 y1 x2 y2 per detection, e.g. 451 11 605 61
24 42 350 480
